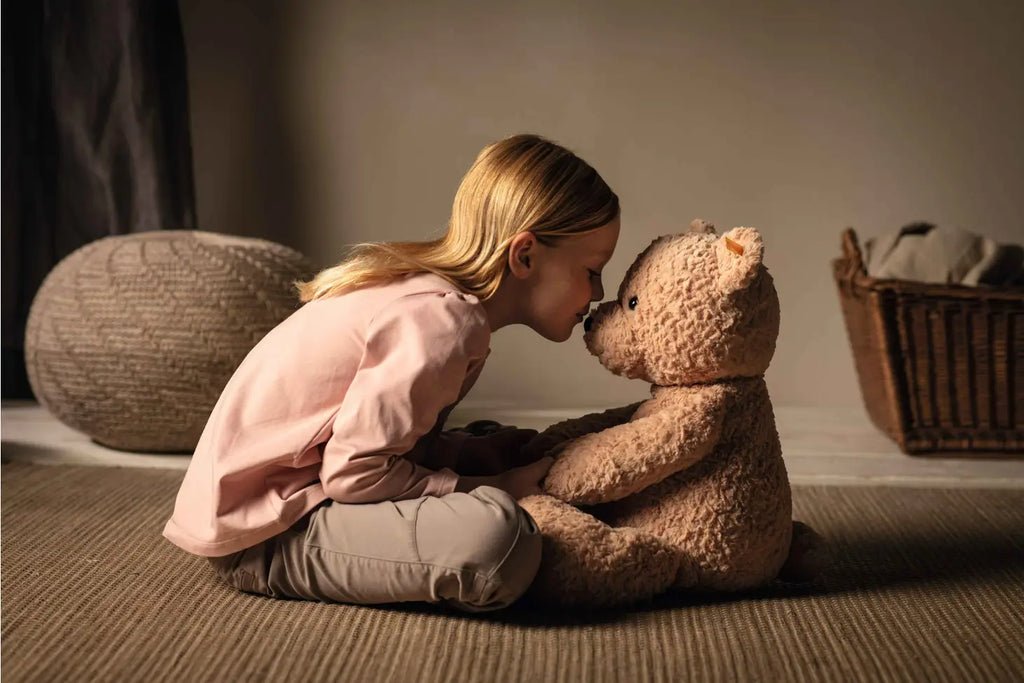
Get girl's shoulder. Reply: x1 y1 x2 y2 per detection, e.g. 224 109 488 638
309 272 489 342
386 272 489 331
348 271 482 310
366 273 491 358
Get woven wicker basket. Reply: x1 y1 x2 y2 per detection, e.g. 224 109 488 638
833 228 1024 456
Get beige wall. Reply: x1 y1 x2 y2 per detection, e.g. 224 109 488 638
180 0 1024 413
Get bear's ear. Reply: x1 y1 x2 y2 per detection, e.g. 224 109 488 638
716 227 764 291
690 218 716 235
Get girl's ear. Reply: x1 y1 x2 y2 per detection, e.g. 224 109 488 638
507 232 536 279
716 227 765 292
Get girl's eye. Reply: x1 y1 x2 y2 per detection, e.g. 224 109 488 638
628 296 639 310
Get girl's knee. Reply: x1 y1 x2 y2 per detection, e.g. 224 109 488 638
467 486 540 567
458 486 542 611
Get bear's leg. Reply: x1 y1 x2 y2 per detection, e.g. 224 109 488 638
518 494 680 607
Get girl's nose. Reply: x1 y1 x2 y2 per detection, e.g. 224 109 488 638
584 316 594 332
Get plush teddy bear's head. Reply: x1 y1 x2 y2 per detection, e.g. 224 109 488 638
583 219 780 386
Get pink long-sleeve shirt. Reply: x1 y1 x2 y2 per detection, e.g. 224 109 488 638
163 272 491 557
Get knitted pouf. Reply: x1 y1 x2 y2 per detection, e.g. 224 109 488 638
24 231 314 453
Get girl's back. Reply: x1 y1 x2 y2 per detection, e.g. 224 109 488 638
164 272 490 556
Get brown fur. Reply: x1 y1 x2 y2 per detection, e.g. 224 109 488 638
520 219 803 607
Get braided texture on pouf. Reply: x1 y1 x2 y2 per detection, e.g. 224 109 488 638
24 231 314 453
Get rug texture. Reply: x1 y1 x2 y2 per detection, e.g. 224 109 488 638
2 462 1023 682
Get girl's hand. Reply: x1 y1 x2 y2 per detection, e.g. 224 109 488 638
498 456 555 499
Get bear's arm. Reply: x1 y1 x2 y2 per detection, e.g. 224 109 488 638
542 388 727 505
519 402 644 461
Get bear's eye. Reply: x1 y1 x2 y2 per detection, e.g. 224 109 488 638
628 296 638 310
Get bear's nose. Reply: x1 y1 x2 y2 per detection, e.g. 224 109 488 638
584 316 594 332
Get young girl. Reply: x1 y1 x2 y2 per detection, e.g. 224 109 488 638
163 134 621 613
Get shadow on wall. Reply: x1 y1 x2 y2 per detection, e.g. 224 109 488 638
180 0 308 251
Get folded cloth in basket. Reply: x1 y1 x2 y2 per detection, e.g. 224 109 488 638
864 222 1024 286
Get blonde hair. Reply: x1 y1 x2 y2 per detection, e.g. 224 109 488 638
294 134 620 303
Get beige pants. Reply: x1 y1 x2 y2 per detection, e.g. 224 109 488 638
208 486 541 613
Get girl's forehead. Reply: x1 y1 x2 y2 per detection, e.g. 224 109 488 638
585 219 620 254
562 231 614 257
549 218 619 257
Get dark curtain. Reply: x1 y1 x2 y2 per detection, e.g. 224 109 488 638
2 0 196 398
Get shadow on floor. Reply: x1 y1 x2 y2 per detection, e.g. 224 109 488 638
380 526 1024 627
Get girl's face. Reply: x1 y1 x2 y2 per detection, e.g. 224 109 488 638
526 217 620 342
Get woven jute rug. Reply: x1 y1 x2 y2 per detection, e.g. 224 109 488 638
2 462 1023 682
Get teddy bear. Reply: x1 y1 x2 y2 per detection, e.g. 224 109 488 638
517 219 824 607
